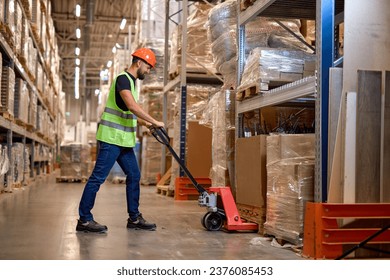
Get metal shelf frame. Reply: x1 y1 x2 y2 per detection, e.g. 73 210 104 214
162 0 223 176
237 0 343 202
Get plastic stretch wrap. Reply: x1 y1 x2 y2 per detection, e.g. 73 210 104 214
237 47 316 92
14 78 30 124
12 143 24 184
207 0 237 42
142 39 165 87
60 143 92 178
169 3 216 76
1 66 15 116
208 1 312 87
200 90 235 186
265 134 315 245
169 85 219 189
0 146 10 192
140 135 162 185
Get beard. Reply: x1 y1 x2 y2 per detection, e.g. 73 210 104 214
137 68 145 80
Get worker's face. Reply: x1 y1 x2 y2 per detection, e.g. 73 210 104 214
137 60 152 80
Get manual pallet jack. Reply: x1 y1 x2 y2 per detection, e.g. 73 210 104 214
150 127 258 232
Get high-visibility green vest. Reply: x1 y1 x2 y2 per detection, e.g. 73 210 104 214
96 71 138 147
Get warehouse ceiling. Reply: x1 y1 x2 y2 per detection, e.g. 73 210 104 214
51 0 139 94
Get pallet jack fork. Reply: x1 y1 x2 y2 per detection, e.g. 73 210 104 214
150 127 258 232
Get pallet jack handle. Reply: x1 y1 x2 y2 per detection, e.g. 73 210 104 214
149 126 208 194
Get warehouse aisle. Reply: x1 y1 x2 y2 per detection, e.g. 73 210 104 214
0 172 303 260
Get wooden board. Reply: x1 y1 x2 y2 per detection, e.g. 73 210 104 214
328 68 343 190
328 91 346 203
383 71 390 202
343 92 357 203
356 70 382 203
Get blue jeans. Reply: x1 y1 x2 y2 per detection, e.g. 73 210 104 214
78 141 141 221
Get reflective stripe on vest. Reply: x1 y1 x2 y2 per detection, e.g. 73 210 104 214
96 71 138 147
104 107 136 120
99 120 136 133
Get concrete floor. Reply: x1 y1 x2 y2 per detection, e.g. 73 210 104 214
0 172 304 260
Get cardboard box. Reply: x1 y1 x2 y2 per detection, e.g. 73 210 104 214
186 121 212 178
235 135 267 208
266 134 315 165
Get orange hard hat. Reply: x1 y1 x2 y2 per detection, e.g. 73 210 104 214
132 48 156 68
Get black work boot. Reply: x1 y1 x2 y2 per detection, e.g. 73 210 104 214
127 214 156 231
76 219 108 233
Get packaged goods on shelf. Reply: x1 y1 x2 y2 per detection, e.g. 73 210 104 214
237 47 316 95
14 78 30 124
28 89 37 129
1 66 15 117
200 90 235 186
0 145 10 192
14 1 23 57
36 63 43 93
20 15 29 63
60 144 92 179
0 1 4 23
31 0 41 38
2 0 15 48
26 37 37 79
12 143 24 185
140 135 162 185
264 134 315 245
141 39 165 88
169 3 216 78
207 0 237 42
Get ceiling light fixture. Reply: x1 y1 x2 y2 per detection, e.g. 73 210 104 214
107 60 112 68
75 58 80 66
75 4 81 17
75 47 80 56
76 28 81 39
75 67 80 99
112 46 116 54
115 43 121 49
119 18 127 30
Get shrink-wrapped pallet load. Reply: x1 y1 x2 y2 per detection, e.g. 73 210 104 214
265 134 315 245
169 3 216 78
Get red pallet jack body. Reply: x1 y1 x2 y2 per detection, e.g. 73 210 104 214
150 127 258 232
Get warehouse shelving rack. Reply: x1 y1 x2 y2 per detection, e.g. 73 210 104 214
0 0 60 189
236 0 344 202
162 0 223 176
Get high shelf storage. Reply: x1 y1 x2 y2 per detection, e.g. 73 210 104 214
0 0 61 190
162 0 223 177
236 0 344 202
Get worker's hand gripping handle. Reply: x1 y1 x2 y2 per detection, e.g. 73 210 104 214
149 126 170 146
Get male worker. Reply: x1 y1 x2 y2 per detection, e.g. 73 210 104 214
76 48 164 233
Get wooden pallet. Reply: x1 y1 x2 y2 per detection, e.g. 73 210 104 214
236 203 266 234
156 167 174 197
0 111 14 121
236 81 273 101
156 185 174 197
111 177 126 184
56 176 87 183
240 0 257 11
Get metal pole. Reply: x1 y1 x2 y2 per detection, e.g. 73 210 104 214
179 0 188 177
161 0 170 175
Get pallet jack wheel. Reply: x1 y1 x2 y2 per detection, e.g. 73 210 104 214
204 212 224 231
